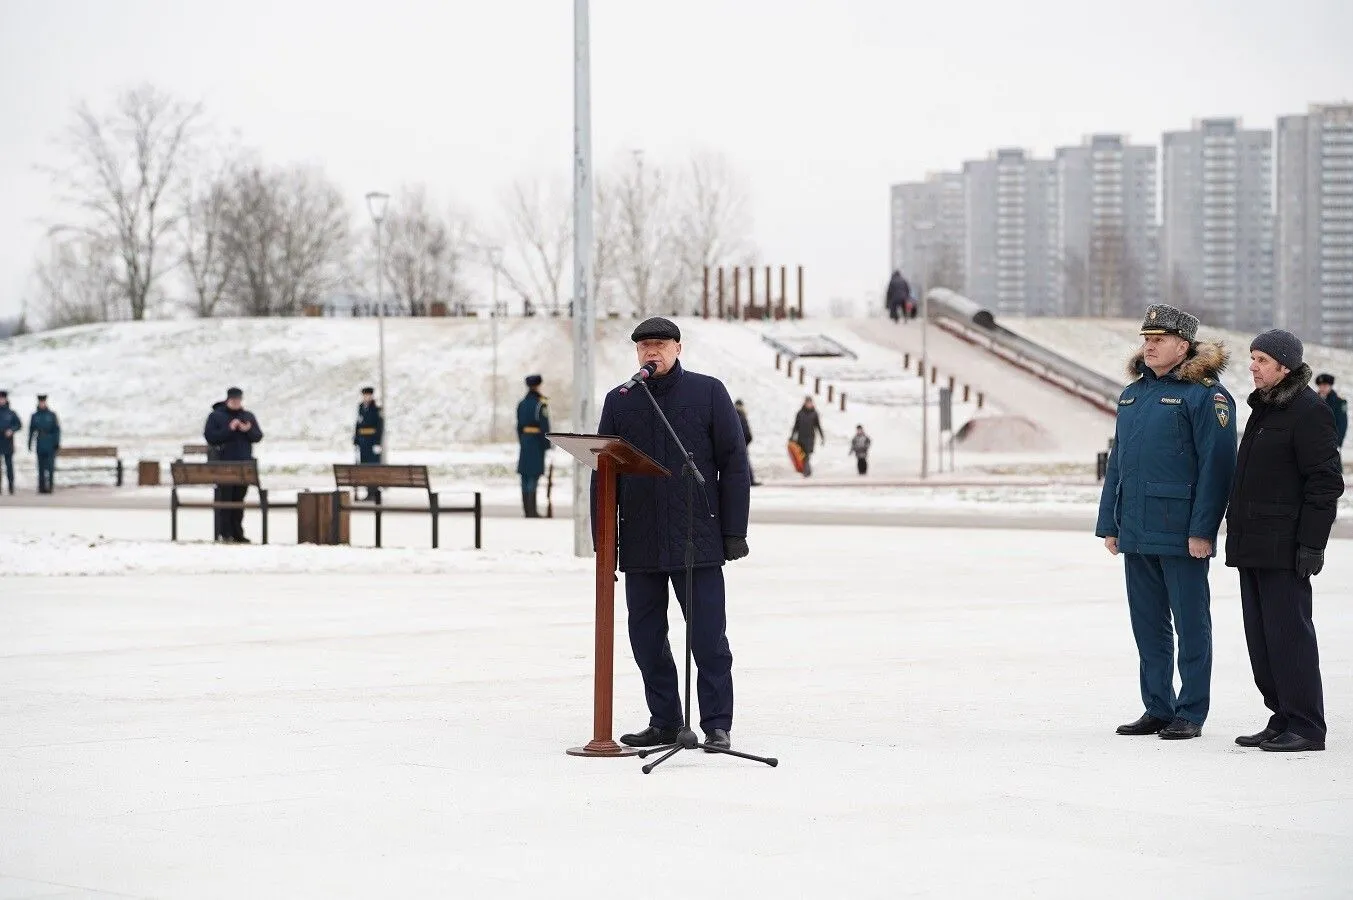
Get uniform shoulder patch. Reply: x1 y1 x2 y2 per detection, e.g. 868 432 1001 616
1201 377 1215 387
1213 392 1230 428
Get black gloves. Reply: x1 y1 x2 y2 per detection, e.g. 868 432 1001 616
723 536 749 561
1295 546 1324 578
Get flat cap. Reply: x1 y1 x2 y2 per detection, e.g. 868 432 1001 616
631 316 681 343
1315 372 1335 386
360 386 375 395
1139 304 1199 342
525 374 543 387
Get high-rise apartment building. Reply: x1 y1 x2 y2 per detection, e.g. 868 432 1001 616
963 148 1056 316
889 172 966 298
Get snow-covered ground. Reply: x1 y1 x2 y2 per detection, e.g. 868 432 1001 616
2 513 1351 897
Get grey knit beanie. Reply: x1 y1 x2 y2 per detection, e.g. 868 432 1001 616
1249 329 1304 371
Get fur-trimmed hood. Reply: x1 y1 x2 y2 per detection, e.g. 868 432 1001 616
1128 340 1230 384
1250 363 1314 410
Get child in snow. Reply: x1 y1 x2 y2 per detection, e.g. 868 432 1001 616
849 425 871 475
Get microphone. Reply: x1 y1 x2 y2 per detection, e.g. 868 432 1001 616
618 362 658 394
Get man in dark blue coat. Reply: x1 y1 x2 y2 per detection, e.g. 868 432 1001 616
516 374 551 518
1096 304 1237 740
591 317 752 752
353 386 384 500
204 387 264 543
886 270 911 323
1314 373 1347 449
0 389 20 494
27 394 61 494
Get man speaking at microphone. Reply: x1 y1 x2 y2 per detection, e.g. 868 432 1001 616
592 316 752 752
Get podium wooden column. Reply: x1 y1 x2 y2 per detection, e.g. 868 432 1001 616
548 433 670 758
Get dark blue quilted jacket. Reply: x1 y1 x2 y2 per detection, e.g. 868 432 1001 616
591 362 751 573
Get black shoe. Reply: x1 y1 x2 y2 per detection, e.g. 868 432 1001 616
1236 728 1282 748
1159 717 1202 740
233 535 252 544
703 729 731 752
216 535 236 544
619 725 679 748
1116 714 1171 736
1259 732 1325 752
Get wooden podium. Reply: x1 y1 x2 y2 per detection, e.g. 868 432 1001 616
548 433 670 758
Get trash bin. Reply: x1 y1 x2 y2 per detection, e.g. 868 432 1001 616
298 490 351 545
138 460 161 486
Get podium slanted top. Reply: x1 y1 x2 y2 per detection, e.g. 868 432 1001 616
546 433 670 478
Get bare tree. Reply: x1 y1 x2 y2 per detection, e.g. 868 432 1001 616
218 163 351 316
494 178 571 315
612 151 685 318
670 150 755 314
369 186 474 315
33 233 124 329
179 154 240 318
47 84 202 320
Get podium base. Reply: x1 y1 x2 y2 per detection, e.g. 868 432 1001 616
566 739 642 758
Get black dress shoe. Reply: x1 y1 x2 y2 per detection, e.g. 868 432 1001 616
1259 732 1325 752
1159 717 1202 740
619 726 679 748
1116 714 1171 736
703 729 731 752
1236 728 1281 748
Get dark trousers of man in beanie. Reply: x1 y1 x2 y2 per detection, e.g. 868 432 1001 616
1239 569 1325 742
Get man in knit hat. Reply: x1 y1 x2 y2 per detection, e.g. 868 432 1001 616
1225 329 1344 752
1096 303 1237 741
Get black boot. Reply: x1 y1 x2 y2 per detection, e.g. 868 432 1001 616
526 492 541 518
703 729 731 752
522 491 534 518
620 725 680 747
1159 717 1202 740
1116 713 1171 736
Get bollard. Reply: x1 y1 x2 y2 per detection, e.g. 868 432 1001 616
786 361 794 379
840 392 846 411
775 353 781 370
930 366 938 385
799 368 806 385
963 384 970 402
917 360 925 377
977 392 985 409
814 376 821 395
827 385 834 403
904 352 910 368
948 375 956 392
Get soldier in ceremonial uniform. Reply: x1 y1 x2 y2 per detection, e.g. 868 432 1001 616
28 394 61 494
516 374 550 518
1096 304 1237 741
353 387 384 500
0 390 20 495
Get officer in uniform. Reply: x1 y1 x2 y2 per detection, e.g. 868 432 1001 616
353 387 384 500
1096 304 1237 740
516 374 550 518
1314 373 1347 449
28 394 61 494
0 389 20 495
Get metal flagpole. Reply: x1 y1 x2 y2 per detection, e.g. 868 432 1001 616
571 0 596 557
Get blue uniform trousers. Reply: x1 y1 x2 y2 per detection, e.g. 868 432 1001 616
625 566 734 733
357 443 381 464
1123 552 1212 725
1 451 13 491
36 450 55 493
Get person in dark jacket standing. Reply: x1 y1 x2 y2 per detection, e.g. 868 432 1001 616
203 387 264 543
0 390 20 495
1095 304 1237 740
516 374 551 518
1314 373 1347 449
850 425 872 475
1226 331 1344 752
790 397 824 477
886 270 912 324
734 398 760 486
591 317 751 752
27 394 61 494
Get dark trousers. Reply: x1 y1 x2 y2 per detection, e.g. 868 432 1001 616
36 450 55 493
357 443 381 464
1 451 12 491
214 484 248 539
802 452 813 477
856 456 868 475
625 566 734 733
520 474 540 494
1239 567 1326 742
1123 552 1213 725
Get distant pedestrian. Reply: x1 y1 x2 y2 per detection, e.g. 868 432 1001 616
1314 373 1347 449
886 271 912 324
0 389 20 494
516 374 551 518
790 397 824 477
27 394 60 494
734 399 761 486
203 387 264 543
850 425 872 475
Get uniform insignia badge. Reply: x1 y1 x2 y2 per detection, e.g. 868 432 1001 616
1202 377 1215 387
1213 393 1229 428
1149 310 1157 320
1119 397 1135 405
1160 397 1182 405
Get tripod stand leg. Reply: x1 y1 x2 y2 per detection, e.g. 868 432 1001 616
640 744 683 774
697 744 778 767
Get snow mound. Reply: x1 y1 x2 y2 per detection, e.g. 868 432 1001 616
955 414 1056 452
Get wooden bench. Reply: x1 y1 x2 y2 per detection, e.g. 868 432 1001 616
57 446 124 486
332 464 481 549
169 461 297 544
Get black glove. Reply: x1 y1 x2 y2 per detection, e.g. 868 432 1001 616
1295 546 1324 578
723 536 749 561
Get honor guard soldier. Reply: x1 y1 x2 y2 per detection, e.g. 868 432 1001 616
0 390 20 494
516 374 550 518
28 394 61 494
354 387 384 464
1096 304 1237 740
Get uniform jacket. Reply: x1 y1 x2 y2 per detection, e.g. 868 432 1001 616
27 408 60 455
516 390 551 479
1325 389 1348 447
1096 342 1237 557
791 406 824 454
353 402 384 447
736 408 753 445
204 402 264 461
591 361 751 573
0 405 20 454
1225 365 1345 569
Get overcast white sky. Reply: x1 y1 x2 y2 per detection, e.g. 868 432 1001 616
1 0 1350 320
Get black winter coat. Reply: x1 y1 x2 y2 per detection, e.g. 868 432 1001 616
886 272 911 309
1225 365 1345 570
204 402 264 461
791 406 824 454
592 362 751 573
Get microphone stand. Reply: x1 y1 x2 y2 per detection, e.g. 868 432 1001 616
632 375 778 774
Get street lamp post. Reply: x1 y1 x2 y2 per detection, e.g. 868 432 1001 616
914 220 936 480
366 191 390 458
488 246 503 442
